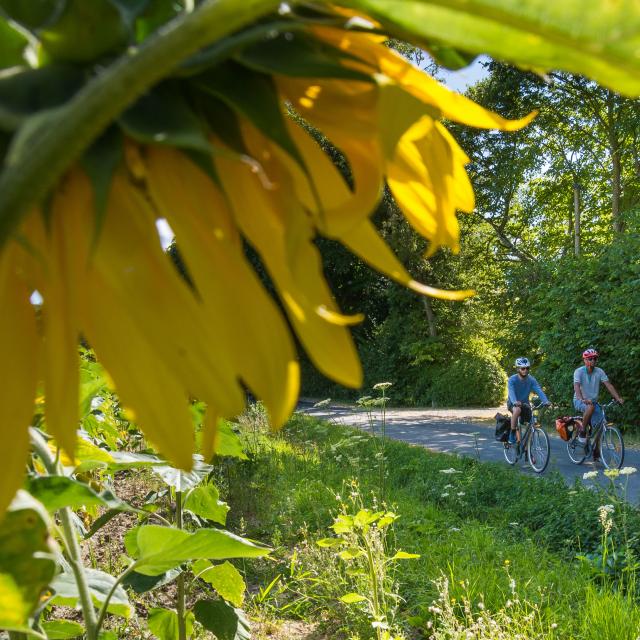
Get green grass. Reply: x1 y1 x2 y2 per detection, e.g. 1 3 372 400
220 410 640 639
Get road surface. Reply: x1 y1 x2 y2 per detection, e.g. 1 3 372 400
298 403 640 503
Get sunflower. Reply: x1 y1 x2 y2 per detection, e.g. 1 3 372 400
0 12 534 517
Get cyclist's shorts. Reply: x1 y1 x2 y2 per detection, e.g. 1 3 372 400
507 401 531 423
573 399 603 427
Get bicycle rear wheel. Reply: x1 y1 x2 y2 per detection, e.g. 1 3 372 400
601 426 624 470
528 428 550 473
503 441 518 465
566 430 587 464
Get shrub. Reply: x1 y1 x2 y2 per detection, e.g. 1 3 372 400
429 349 507 406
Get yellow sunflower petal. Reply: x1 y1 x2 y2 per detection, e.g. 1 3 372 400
88 170 246 418
144 145 299 427
30 174 89 456
276 76 384 236
388 116 468 254
0 244 39 518
80 271 195 470
311 27 536 131
215 128 363 389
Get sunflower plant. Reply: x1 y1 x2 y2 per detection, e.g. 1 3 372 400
0 1 638 628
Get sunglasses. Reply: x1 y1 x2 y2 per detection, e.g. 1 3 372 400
584 357 597 362
519 366 530 371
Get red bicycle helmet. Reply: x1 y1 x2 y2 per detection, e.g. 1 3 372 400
582 348 599 359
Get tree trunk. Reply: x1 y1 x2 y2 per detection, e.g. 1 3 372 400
607 90 624 233
421 297 437 338
573 179 581 256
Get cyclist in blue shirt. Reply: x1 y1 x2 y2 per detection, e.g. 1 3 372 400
574 348 623 457
507 357 550 444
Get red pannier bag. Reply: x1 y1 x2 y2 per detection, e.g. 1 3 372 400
555 416 582 441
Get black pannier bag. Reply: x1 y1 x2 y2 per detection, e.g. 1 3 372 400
495 413 511 442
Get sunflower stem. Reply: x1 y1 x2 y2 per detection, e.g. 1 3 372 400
0 0 282 246
176 489 187 640
29 428 99 639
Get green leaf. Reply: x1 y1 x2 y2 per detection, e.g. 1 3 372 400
195 61 305 167
0 65 84 130
51 568 133 619
147 607 194 640
213 421 248 460
340 592 368 604
131 525 270 576
80 126 123 248
38 0 129 63
338 548 364 560
0 0 59 31
122 568 181 594
134 0 181 43
391 551 420 560
26 476 124 513
192 560 245 607
316 538 343 548
193 600 250 640
237 31 372 81
153 455 212 492
184 483 229 525
107 450 164 471
0 17 28 67
41 620 85 639
0 491 56 632
119 81 212 154
349 0 640 96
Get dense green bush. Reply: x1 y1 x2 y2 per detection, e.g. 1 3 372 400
507 231 640 424
429 348 507 406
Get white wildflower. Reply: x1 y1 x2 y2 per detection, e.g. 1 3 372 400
441 493 449 498
620 466 637 475
583 471 598 480
373 382 393 390
439 468 461 474
444 484 453 489
449 526 461 532
457 491 466 496
599 504 615 514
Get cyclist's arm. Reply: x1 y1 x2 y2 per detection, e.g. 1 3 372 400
530 377 549 404
574 381 590 403
507 377 518 405
603 380 624 404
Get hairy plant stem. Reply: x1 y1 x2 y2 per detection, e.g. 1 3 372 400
363 535 382 640
29 428 99 639
174 489 187 640
0 0 282 246
94 562 138 634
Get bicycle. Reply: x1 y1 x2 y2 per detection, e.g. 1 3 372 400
503 402 550 473
566 399 624 469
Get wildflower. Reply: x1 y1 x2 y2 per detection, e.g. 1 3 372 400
449 527 461 532
620 466 637 475
509 522 519 526
439 468 461 474
441 493 450 498
583 471 599 480
0 15 533 517
457 491 466 496
372 382 392 391
477 602 485 610
444 484 453 489
599 504 615 514
604 469 620 478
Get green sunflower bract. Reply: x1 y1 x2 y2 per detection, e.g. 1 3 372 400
0 17 534 517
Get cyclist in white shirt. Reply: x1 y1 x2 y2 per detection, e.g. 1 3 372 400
573 348 624 458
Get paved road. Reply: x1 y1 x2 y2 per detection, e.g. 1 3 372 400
299 403 640 504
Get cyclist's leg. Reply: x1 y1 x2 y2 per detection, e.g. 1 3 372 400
574 398 593 440
508 402 521 443
591 406 605 460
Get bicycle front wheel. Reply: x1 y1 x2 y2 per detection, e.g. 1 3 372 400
601 426 624 470
503 441 518 465
527 428 550 473
566 430 587 465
